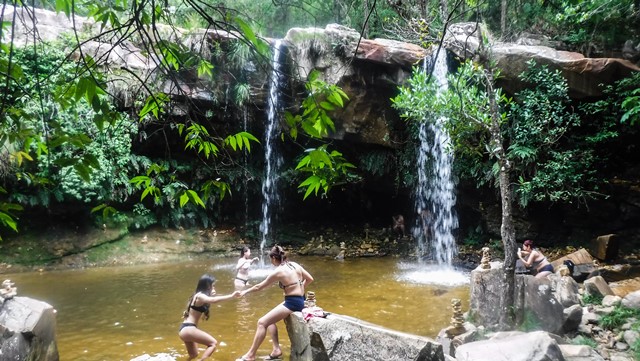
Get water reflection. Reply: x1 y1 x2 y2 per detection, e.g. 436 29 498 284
8 257 468 361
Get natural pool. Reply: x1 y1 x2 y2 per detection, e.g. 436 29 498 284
8 257 469 361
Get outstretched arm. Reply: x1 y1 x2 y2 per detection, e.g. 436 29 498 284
199 291 242 304
241 271 279 297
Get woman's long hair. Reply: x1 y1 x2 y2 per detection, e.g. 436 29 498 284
240 246 250 258
182 274 215 320
269 245 287 263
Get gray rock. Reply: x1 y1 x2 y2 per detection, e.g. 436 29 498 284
0 296 59 361
455 331 564 361
285 312 443 361
584 276 615 298
621 290 640 309
558 344 605 361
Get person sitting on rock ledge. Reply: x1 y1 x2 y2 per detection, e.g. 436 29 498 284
517 239 554 278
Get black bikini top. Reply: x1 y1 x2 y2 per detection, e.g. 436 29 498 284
189 294 210 313
278 262 303 290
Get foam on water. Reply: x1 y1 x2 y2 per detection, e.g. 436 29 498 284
396 262 469 287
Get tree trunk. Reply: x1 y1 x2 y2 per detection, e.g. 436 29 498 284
478 26 517 330
501 0 507 36
362 0 370 38
439 0 448 24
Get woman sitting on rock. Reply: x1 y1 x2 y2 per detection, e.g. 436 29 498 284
518 239 554 278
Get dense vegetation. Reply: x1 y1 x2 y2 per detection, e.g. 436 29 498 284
0 0 638 245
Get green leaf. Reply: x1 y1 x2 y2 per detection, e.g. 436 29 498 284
179 192 189 207
55 0 72 17
0 212 18 232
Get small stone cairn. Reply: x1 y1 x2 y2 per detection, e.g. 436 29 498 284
0 279 17 304
304 291 316 308
445 298 466 337
335 242 346 260
480 247 491 269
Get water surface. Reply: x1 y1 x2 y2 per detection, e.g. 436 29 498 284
9 257 469 361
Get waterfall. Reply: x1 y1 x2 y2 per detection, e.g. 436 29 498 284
412 48 459 267
242 108 250 230
259 40 284 254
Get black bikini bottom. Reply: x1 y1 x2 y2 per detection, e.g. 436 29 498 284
179 322 196 332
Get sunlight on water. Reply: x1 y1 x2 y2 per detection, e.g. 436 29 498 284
7 257 469 361
397 261 470 287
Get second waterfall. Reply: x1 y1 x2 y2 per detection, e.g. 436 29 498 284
413 48 459 268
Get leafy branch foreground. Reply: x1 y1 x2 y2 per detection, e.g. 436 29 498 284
0 2 356 238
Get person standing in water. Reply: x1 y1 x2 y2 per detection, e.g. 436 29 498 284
236 245 314 361
179 274 241 360
235 246 260 289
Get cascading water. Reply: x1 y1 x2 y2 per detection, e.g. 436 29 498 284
242 108 250 229
412 48 459 267
259 40 284 255
399 47 466 287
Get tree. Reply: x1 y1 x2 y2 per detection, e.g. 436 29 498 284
0 0 354 237
394 28 518 327
393 17 619 327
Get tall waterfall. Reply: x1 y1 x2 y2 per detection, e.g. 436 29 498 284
259 40 284 253
412 48 459 267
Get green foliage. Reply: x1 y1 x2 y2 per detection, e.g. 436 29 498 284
552 0 637 54
130 204 158 230
283 70 357 198
0 187 22 240
359 150 395 178
1 42 137 211
632 337 640 361
582 292 604 306
584 71 640 127
600 306 640 330
392 60 505 186
518 310 541 332
510 61 612 206
295 145 358 199
463 225 487 247
571 335 598 349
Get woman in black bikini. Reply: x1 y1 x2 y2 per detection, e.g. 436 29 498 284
236 245 314 361
179 274 241 360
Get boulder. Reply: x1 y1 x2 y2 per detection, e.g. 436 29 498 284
514 275 566 335
558 344 605 361
0 296 59 361
455 331 565 361
621 290 640 309
550 274 581 308
562 304 583 333
584 276 615 298
590 234 620 261
469 263 570 334
285 311 444 361
468 261 504 328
